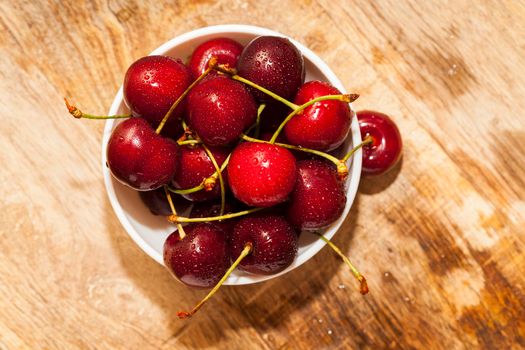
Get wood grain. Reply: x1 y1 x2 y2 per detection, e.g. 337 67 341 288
1 0 525 349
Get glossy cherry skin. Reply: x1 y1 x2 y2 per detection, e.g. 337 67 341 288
287 160 346 230
357 110 402 175
123 56 191 137
229 214 298 274
171 145 230 202
163 223 230 288
186 75 257 146
237 36 305 101
227 142 297 207
139 188 190 216
189 37 243 79
284 81 350 151
106 118 179 191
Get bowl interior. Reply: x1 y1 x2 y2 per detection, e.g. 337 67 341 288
102 24 362 285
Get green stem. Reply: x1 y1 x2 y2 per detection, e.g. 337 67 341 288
164 186 186 239
341 135 373 162
314 232 369 295
177 243 253 319
167 154 230 195
243 103 266 138
167 184 204 195
64 98 131 119
213 65 299 110
270 94 359 144
241 134 341 166
156 58 217 134
177 139 202 146
202 144 226 216
169 207 263 223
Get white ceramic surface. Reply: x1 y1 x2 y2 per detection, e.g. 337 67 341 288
102 24 362 285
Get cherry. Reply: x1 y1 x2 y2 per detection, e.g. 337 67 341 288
237 36 305 101
163 223 230 288
106 118 179 190
229 213 298 274
227 142 297 207
357 110 402 175
123 56 191 137
189 37 243 79
171 145 230 202
139 187 190 216
287 159 346 230
284 81 351 151
186 75 257 146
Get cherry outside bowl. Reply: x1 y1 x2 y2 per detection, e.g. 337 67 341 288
102 24 362 285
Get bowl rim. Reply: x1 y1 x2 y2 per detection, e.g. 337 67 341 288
102 24 362 285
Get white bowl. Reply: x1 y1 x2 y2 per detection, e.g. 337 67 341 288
102 24 362 285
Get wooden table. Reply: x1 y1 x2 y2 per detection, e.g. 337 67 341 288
1 1 524 349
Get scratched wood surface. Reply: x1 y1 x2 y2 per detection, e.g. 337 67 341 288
1 0 525 349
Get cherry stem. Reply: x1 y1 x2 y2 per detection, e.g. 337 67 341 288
167 154 231 195
177 139 202 146
156 57 218 135
177 243 253 319
168 184 203 195
341 135 373 162
64 98 131 120
241 134 341 167
313 232 368 295
164 186 186 239
270 94 359 144
168 207 263 224
202 144 226 216
255 103 266 138
213 64 299 110
245 103 266 138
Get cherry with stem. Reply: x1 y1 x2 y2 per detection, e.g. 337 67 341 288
156 57 218 135
268 94 359 144
241 134 372 179
177 243 253 319
213 64 358 143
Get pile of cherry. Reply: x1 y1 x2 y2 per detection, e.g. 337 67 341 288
66 35 402 318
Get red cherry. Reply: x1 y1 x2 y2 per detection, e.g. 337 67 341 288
287 159 346 230
237 36 305 101
186 75 257 146
357 110 402 175
227 142 297 207
189 38 243 79
139 188 190 216
163 223 230 288
284 81 350 151
171 145 230 202
229 214 298 274
106 118 179 190
123 56 191 137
